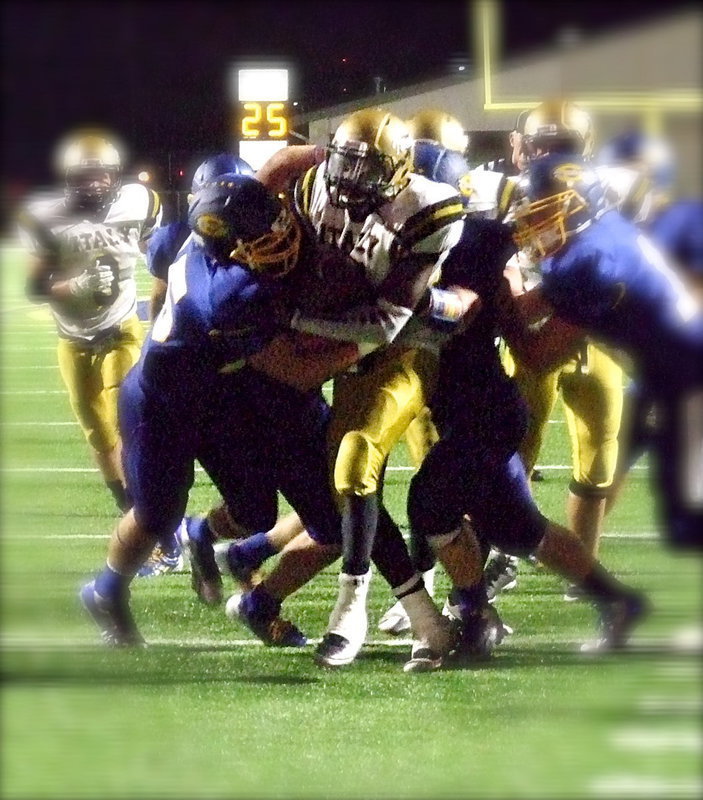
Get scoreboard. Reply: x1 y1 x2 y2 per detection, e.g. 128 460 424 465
233 66 290 170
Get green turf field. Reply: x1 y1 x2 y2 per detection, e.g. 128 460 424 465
1 241 701 800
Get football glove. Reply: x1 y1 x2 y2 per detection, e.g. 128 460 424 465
68 261 114 298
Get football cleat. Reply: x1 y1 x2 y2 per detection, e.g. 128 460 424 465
563 583 586 602
185 516 223 605
314 633 366 668
403 642 445 673
315 571 371 668
136 544 185 578
403 615 457 674
214 541 264 591
581 592 650 653
377 599 412 635
449 604 509 664
484 551 519 603
225 592 307 647
80 581 145 647
403 644 444 673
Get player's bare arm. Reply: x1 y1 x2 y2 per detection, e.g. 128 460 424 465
495 279 585 372
255 145 326 194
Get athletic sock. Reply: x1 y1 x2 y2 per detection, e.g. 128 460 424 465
248 583 282 617
449 583 489 618
229 532 276 571
94 564 131 600
579 563 635 603
371 504 419 588
341 494 379 576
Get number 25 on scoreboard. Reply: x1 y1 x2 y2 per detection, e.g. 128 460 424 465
240 102 288 140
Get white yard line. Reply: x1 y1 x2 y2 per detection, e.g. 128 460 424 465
590 776 702 798
2 464 580 474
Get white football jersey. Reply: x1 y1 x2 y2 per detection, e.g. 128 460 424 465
294 164 465 351
18 183 162 342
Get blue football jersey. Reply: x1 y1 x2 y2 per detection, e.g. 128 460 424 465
647 199 703 277
139 241 284 398
145 220 191 280
540 210 703 391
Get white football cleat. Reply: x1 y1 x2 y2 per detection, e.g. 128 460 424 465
378 600 412 635
314 571 371 668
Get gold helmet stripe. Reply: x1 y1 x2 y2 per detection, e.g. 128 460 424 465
294 165 318 218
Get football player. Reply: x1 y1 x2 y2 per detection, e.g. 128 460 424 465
406 208 650 660
510 152 703 552
596 130 703 518
488 100 626 603
17 128 162 514
146 152 254 320
289 108 466 670
80 169 363 648
376 109 472 636
134 152 255 579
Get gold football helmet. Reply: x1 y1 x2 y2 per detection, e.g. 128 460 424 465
57 129 122 211
325 108 412 217
522 99 594 159
406 109 469 154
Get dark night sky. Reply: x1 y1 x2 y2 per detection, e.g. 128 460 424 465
1 0 695 188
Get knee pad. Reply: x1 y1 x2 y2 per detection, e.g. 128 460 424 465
488 509 548 558
569 479 611 500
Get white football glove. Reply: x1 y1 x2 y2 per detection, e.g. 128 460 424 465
68 261 114 298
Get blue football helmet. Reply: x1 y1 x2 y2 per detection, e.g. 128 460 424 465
190 153 254 197
598 130 675 190
412 141 472 207
512 153 607 258
188 173 301 276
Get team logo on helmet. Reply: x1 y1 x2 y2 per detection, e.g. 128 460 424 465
195 213 229 238
553 162 584 187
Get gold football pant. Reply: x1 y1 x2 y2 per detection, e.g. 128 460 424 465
57 315 143 454
403 404 439 471
329 345 439 497
505 341 624 492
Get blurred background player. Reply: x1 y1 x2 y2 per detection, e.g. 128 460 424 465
17 128 162 514
596 129 703 516
488 99 626 604
510 151 703 553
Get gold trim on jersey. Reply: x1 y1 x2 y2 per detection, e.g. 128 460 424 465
144 189 162 230
497 176 517 221
390 196 465 261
